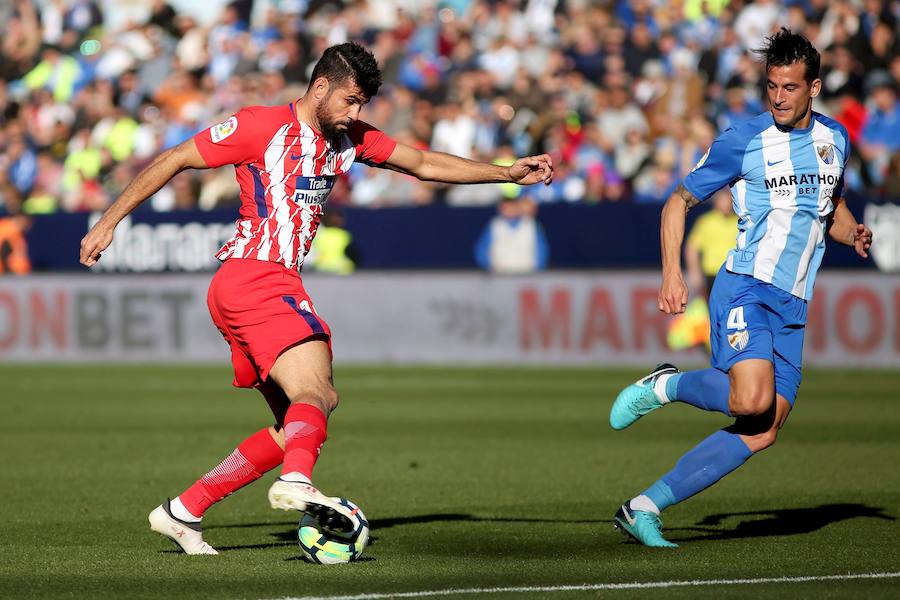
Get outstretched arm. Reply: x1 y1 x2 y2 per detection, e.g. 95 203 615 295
659 184 701 314
79 139 209 266
826 197 872 258
381 142 553 186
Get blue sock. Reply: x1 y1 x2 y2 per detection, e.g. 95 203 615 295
665 369 732 415
643 430 753 511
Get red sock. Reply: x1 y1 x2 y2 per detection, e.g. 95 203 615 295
281 403 328 479
179 428 283 517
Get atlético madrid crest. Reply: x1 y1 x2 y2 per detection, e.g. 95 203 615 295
816 143 835 165
728 329 750 351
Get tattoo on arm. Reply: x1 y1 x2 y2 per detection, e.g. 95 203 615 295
676 184 700 211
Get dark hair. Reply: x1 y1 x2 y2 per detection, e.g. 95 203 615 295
309 42 382 99
755 28 820 82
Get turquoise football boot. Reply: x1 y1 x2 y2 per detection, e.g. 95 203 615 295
609 363 679 430
614 502 678 548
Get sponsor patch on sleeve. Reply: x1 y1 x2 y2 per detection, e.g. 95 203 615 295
210 116 238 143
727 329 750 351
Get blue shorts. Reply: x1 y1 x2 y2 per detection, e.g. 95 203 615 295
708 267 808 404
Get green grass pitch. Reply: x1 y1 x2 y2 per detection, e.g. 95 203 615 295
0 365 898 599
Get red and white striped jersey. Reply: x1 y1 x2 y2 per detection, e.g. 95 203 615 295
194 104 396 270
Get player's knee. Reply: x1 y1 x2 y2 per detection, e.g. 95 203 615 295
729 405 781 452
309 385 339 414
321 386 340 413
729 387 774 417
288 383 339 415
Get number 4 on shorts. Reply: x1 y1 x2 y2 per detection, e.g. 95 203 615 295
727 306 747 330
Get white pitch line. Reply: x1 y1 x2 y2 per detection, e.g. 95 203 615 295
273 572 900 600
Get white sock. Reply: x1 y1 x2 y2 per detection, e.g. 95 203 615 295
630 494 661 515
170 496 201 522
654 373 675 404
279 471 312 484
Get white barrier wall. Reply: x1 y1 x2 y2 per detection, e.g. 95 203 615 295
0 272 897 367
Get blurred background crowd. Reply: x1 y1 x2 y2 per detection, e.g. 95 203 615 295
0 0 897 219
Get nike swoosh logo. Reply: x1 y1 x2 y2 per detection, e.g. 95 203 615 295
767 159 785 167
290 153 303 160
622 506 637 526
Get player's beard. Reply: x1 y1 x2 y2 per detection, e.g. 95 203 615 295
316 103 350 141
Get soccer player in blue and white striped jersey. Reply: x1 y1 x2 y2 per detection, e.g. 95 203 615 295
609 29 874 547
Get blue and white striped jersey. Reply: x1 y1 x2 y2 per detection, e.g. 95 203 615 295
682 111 849 300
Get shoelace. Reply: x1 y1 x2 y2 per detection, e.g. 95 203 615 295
632 384 662 415
646 513 663 532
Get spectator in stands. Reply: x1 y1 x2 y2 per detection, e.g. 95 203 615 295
685 189 738 299
1 1 42 82
6 133 37 197
431 99 477 159
308 210 358 275
859 71 900 184
633 156 679 205
0 0 895 214
657 48 705 121
20 44 81 103
0 159 22 216
625 22 660 79
883 153 900 200
615 126 651 184
861 18 898 72
820 45 864 102
474 195 549 274
23 152 60 214
717 81 764 132
734 0 783 50
597 83 648 155
0 213 32 275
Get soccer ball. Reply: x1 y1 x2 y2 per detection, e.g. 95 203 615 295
297 498 369 564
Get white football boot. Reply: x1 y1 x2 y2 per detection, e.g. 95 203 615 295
148 500 219 555
268 478 355 533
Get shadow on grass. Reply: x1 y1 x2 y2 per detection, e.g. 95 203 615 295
202 513 613 552
205 521 295 530
371 514 612 529
196 505 889 551
207 513 612 532
670 503 895 542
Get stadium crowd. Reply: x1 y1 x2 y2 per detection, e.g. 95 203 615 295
0 0 897 217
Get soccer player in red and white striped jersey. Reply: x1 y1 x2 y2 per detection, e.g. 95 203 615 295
80 42 553 555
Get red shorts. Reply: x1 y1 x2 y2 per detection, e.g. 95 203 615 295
207 258 332 388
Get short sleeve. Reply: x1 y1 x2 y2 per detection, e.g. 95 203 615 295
194 107 267 168
347 120 397 165
682 127 747 202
